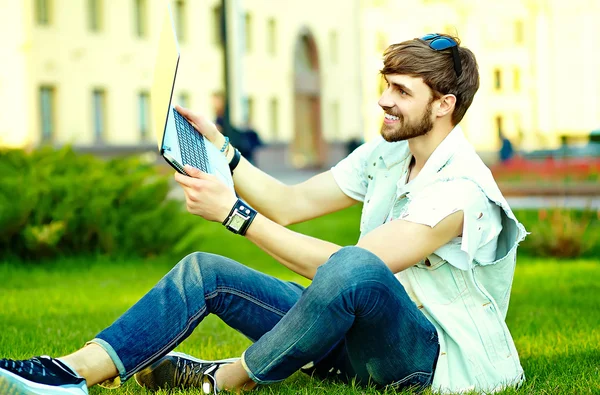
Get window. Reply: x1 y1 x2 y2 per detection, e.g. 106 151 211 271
515 20 524 44
244 13 252 53
495 115 503 136
88 0 102 32
267 18 276 55
39 86 55 143
329 31 338 64
92 89 107 142
134 0 148 38
179 92 190 108
494 69 502 91
270 97 279 139
35 0 51 25
513 68 521 92
175 0 186 42
138 91 150 140
243 96 254 125
212 5 223 47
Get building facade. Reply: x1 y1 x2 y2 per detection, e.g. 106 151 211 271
1 0 598 165
361 0 600 153
0 0 363 169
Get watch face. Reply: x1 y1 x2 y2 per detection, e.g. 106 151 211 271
230 213 246 231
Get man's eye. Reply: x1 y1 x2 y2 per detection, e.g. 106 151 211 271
400 89 407 95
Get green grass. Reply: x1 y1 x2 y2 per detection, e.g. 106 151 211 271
1 206 599 394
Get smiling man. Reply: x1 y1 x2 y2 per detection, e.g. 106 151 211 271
0 34 527 394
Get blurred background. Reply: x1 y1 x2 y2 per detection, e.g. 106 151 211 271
1 0 599 164
0 0 598 259
1 4 597 390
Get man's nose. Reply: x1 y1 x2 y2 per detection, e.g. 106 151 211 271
378 90 394 109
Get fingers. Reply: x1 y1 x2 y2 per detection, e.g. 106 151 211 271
176 105 203 126
183 165 206 178
175 104 193 118
174 166 215 187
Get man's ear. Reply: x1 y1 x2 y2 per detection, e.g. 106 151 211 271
436 94 456 118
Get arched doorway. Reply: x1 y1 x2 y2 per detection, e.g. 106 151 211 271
292 29 325 168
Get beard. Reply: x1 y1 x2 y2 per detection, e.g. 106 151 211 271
380 101 434 142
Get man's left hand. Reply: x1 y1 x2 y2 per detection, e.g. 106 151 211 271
175 165 238 223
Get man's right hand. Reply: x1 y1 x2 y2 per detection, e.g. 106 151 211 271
175 105 227 155
174 106 357 227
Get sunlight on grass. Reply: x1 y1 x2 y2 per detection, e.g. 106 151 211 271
1 206 598 394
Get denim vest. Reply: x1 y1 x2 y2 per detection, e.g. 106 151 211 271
333 126 527 393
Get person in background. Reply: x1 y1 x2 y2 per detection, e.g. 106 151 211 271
499 131 514 163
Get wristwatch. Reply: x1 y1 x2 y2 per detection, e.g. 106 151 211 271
222 199 257 235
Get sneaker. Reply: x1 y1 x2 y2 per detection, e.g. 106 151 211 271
134 352 239 393
0 356 88 394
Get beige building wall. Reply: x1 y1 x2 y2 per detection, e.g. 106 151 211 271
1 0 598 156
0 1 29 147
0 0 362 151
359 0 600 153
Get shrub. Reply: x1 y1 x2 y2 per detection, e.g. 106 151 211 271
515 208 599 259
0 146 199 260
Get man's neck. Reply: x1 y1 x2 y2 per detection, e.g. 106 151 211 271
407 124 454 179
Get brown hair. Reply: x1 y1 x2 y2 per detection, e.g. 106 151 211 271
380 34 479 125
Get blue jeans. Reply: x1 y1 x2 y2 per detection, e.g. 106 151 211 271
92 246 439 390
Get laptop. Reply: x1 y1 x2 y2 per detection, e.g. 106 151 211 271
151 2 234 190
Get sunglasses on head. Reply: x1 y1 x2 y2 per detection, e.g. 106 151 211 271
420 34 462 78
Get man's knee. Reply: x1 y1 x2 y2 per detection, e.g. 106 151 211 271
173 252 241 285
315 246 390 287
169 252 222 285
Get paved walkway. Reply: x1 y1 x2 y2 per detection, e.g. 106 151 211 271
169 166 599 210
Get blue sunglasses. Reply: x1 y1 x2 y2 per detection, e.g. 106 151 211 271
420 34 462 77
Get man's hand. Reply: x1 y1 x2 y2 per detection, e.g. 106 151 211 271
175 105 226 151
175 165 238 222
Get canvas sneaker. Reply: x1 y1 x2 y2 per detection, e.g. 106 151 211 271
134 352 239 393
0 356 88 395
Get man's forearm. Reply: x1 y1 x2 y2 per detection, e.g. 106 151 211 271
230 156 293 225
244 213 341 280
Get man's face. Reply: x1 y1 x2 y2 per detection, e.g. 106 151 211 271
378 74 436 142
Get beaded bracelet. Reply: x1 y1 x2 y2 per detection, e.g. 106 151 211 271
219 136 230 153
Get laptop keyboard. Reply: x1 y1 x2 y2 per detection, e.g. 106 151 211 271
173 108 209 173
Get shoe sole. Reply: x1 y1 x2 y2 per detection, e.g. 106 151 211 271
0 368 87 395
167 351 240 365
134 352 240 390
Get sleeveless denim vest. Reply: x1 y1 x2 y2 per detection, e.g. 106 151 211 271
354 127 527 393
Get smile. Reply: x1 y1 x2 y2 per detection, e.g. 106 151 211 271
384 113 400 122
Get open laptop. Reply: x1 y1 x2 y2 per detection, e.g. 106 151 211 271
151 2 234 190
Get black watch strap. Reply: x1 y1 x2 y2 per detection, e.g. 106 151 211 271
229 148 241 174
222 198 257 236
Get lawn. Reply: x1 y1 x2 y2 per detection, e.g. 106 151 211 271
1 206 599 394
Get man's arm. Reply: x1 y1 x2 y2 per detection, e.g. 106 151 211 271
176 166 464 279
356 211 464 273
245 209 463 279
231 159 357 226
175 106 357 225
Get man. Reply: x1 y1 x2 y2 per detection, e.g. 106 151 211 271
0 34 526 394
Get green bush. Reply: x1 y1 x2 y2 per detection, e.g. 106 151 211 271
514 208 599 259
0 146 199 259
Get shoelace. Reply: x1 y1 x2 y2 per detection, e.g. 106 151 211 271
1 358 47 377
173 357 218 393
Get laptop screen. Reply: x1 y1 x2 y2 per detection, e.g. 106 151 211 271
151 2 180 150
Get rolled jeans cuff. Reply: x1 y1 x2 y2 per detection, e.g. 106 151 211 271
240 349 282 385
86 338 127 389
